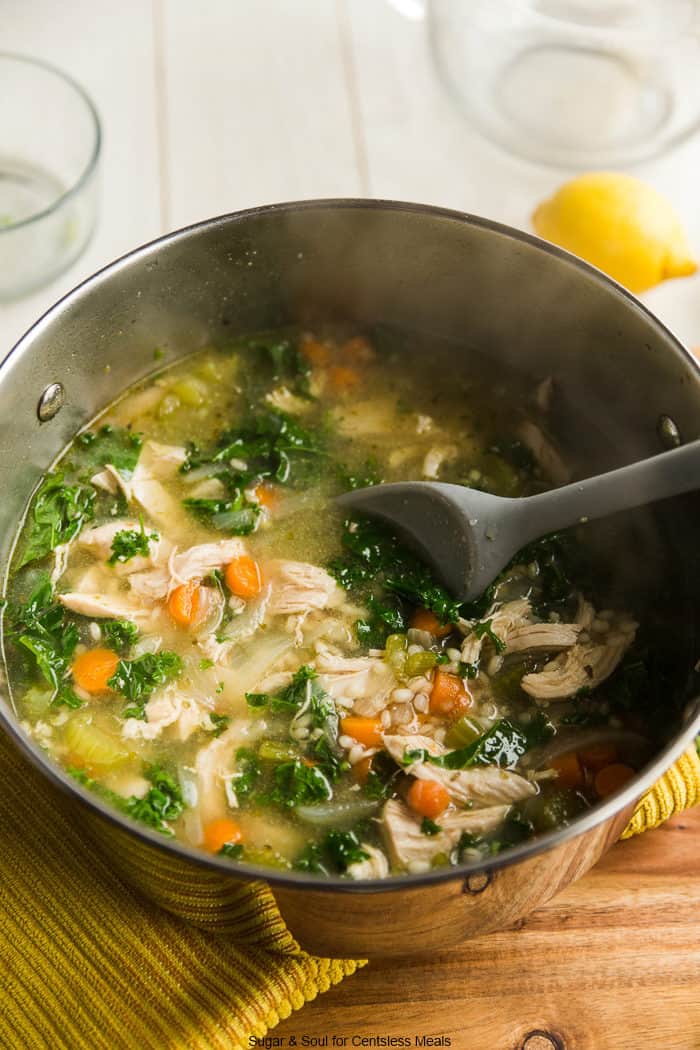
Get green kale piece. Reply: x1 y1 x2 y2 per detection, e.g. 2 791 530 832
73 425 142 477
108 651 183 719
8 574 79 693
101 620 139 653
19 475 96 567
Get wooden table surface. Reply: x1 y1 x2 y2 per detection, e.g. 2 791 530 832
276 808 700 1050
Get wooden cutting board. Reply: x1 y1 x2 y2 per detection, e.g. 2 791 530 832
275 808 700 1050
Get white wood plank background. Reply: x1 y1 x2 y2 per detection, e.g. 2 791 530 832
2 0 700 351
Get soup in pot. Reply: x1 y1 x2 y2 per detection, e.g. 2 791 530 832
4 329 658 878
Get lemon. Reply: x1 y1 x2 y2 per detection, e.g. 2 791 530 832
532 172 697 293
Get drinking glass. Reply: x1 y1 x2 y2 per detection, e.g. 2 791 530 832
0 54 101 300
391 0 700 168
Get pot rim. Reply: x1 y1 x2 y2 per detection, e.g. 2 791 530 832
2 197 699 894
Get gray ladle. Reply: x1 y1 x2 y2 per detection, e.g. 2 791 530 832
337 439 700 602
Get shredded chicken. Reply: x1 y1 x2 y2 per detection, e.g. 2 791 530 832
266 560 342 617
314 647 396 713
90 463 133 500
121 685 212 742
459 598 531 664
347 844 390 880
169 539 246 590
130 441 187 526
422 444 458 480
382 798 509 871
382 734 537 807
78 519 170 576
265 385 312 415
506 621 581 654
58 590 154 622
521 612 637 701
517 420 571 484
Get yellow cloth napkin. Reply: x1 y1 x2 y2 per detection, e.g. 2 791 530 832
1 730 698 1050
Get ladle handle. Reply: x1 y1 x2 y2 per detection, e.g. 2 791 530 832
518 438 700 542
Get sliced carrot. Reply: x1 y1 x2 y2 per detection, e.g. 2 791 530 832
410 607 453 639
578 742 618 771
550 751 584 790
352 755 373 786
340 716 384 749
167 579 206 627
71 648 120 694
203 818 243 854
327 365 360 393
407 778 451 820
429 671 472 718
299 334 331 367
225 555 262 599
253 483 280 511
341 335 375 363
594 763 635 798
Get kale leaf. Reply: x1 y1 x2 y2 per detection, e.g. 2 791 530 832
69 763 184 835
19 474 96 567
8 574 79 694
269 759 333 808
108 651 183 719
181 408 325 533
433 719 528 771
125 764 184 830
73 425 143 478
182 494 261 536
294 829 369 874
208 712 230 737
108 521 158 565
101 619 139 653
329 516 460 646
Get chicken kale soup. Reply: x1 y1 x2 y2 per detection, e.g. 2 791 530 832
5 330 651 878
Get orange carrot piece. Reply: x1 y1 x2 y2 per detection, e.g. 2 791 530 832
327 365 360 393
550 751 584 789
71 648 120 694
167 579 205 627
340 716 384 749
407 779 451 820
253 483 280 511
341 335 375 363
225 555 262 599
299 334 331 367
429 671 472 717
203 818 243 853
578 742 618 771
410 607 453 639
594 763 635 798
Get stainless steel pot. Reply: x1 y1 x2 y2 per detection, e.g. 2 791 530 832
1 200 699 958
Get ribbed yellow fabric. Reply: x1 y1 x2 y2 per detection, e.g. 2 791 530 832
0 730 697 1049
620 745 700 838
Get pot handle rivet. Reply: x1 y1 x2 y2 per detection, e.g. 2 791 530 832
657 415 681 449
462 871 491 894
37 383 65 422
521 1031 564 1050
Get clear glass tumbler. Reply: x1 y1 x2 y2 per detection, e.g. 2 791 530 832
0 53 101 300
393 0 700 168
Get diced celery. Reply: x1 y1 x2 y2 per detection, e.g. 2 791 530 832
171 377 207 407
385 634 407 655
258 739 299 763
445 715 484 749
405 650 437 677
63 714 131 769
20 686 53 721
